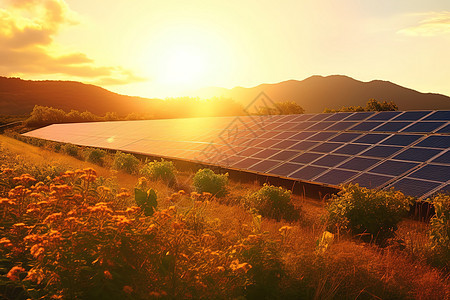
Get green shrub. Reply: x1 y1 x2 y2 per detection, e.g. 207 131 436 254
192 168 228 197
326 184 411 243
429 193 449 268
135 187 158 216
62 143 79 158
140 159 176 184
112 151 140 174
246 184 300 221
86 148 107 166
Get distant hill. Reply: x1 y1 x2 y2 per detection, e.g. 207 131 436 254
2 75 449 116
194 75 450 113
0 77 162 115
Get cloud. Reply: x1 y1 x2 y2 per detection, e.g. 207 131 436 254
0 0 145 85
398 11 450 37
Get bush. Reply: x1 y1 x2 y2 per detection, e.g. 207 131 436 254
113 151 140 174
246 184 300 221
140 159 176 184
192 168 228 197
429 193 449 268
85 148 107 166
62 143 79 158
326 184 411 243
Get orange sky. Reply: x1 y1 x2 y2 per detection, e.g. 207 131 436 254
1 0 449 98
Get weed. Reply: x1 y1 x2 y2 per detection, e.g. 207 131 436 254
192 168 228 197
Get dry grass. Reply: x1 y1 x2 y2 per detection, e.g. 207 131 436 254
1 134 449 299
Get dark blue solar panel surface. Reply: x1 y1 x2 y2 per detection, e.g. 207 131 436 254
315 169 358 185
369 160 419 176
354 133 389 144
339 157 380 171
381 134 421 146
291 166 327 181
330 133 361 142
334 144 370 155
431 151 450 164
352 173 394 188
350 122 383 131
269 163 304 176
368 111 402 120
415 136 450 149
394 148 442 162
24 110 450 198
313 154 349 167
402 122 445 133
424 111 450 121
360 146 402 158
373 122 412 132
394 111 431 121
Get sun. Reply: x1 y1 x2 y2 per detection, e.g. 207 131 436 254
162 46 207 85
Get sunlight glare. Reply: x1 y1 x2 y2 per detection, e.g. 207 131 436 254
162 46 206 85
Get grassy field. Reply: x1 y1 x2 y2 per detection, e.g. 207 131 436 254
0 135 448 299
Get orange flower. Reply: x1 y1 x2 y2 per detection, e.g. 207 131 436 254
123 285 133 294
0 237 12 247
104 270 113 279
7 266 25 281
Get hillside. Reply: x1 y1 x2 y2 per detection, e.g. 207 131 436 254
1 75 450 116
194 75 450 113
0 77 162 115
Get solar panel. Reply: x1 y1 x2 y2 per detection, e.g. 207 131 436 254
290 152 323 164
24 110 450 199
373 122 412 132
354 133 389 144
431 151 450 164
290 165 328 181
369 160 419 176
312 154 350 167
368 111 402 120
394 147 442 162
360 145 402 158
269 163 304 176
402 122 446 133
352 173 394 188
339 157 381 171
415 136 450 149
423 110 450 121
393 111 431 121
380 134 421 146
390 178 442 198
350 122 383 131
330 132 361 142
315 169 358 185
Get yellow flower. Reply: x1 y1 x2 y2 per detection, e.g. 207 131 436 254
7 266 25 281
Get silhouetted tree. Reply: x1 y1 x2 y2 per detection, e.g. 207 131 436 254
324 99 398 113
258 101 305 115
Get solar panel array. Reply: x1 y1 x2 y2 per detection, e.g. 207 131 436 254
24 110 450 198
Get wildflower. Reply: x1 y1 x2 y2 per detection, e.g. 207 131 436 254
44 212 63 223
30 244 45 258
104 270 113 279
123 285 133 294
0 237 12 247
178 190 186 195
75 169 84 176
1 168 13 174
230 259 252 273
13 223 26 229
7 266 25 281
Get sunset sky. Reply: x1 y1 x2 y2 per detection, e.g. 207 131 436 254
1 0 449 98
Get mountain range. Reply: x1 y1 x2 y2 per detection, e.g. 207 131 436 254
0 75 449 116
193 75 450 113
